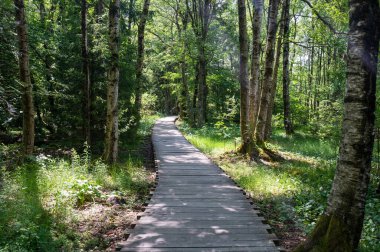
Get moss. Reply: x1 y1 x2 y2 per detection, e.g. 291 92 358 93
293 214 353 252
238 140 259 159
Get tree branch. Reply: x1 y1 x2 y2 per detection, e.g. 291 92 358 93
300 0 347 36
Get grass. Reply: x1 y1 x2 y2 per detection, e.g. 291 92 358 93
177 121 380 251
0 114 160 251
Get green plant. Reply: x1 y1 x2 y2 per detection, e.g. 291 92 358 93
67 179 102 206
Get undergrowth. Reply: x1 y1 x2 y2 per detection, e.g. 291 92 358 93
0 115 159 251
177 121 380 251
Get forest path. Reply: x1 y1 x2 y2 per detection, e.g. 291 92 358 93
118 116 280 252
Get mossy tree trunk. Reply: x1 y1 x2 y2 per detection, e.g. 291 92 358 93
294 0 380 251
248 0 263 141
15 0 35 156
103 0 120 164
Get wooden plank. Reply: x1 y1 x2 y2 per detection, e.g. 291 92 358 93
142 207 257 214
136 219 265 227
146 202 253 208
151 193 245 199
130 226 272 234
125 233 277 244
138 215 263 222
154 184 240 189
140 211 260 218
120 247 279 252
158 169 223 175
149 198 250 203
156 179 232 184
122 240 277 248
158 168 220 171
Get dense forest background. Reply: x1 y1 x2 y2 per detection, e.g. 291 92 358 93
0 0 379 251
1 0 359 144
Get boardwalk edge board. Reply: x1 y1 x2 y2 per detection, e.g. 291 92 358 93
117 117 284 252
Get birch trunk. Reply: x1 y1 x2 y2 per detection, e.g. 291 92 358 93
15 0 35 156
104 0 120 164
295 0 380 250
255 0 280 144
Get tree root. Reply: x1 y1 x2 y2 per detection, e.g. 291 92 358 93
293 214 353 252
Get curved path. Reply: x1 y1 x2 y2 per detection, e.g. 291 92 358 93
118 117 279 252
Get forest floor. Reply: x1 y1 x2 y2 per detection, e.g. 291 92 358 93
0 115 159 252
177 121 380 251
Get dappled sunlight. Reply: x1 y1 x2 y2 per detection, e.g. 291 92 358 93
221 163 300 198
186 135 237 157
271 129 339 160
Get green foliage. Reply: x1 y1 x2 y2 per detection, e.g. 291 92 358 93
360 193 380 251
0 153 151 251
0 163 78 251
67 179 102 207
308 101 343 139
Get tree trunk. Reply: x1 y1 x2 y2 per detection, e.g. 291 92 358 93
96 0 104 17
191 62 199 126
307 43 314 119
134 0 150 125
248 0 264 138
255 0 280 144
186 0 213 127
103 0 120 164
38 0 56 133
294 0 380 251
175 5 191 121
264 1 285 139
237 0 252 153
81 0 91 144
282 0 293 135
15 0 35 156
196 45 207 127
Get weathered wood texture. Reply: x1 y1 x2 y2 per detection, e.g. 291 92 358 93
119 117 279 252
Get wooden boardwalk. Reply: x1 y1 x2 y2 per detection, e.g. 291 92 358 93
118 117 280 252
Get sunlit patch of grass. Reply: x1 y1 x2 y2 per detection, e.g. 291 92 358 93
177 121 240 157
185 134 237 156
221 162 300 198
271 129 338 160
